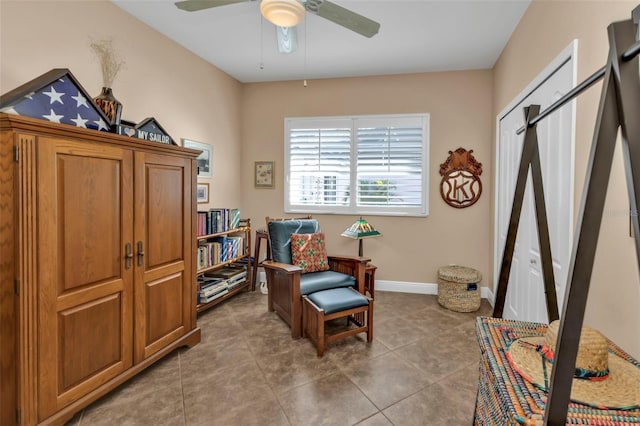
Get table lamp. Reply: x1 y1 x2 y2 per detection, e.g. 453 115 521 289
341 217 381 256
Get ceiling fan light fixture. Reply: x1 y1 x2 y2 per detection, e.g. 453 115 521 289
260 0 305 28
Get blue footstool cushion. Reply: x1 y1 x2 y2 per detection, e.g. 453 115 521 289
307 287 368 315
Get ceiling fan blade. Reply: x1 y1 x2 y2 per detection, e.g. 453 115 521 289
175 0 253 12
276 26 297 54
305 0 380 38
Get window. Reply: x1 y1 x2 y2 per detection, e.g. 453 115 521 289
285 114 429 216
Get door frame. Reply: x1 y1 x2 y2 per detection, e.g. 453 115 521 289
492 40 578 304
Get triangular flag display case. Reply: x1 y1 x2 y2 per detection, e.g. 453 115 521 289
484 5 640 425
0 68 178 145
116 116 177 145
0 68 112 132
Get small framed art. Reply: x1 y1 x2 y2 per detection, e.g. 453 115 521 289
197 183 209 204
255 161 274 188
182 139 212 178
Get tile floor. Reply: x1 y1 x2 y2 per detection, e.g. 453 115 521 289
68 290 493 426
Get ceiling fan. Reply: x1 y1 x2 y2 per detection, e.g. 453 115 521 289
174 0 380 53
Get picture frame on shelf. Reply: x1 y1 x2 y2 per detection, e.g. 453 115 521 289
197 183 209 204
182 139 212 178
255 161 274 188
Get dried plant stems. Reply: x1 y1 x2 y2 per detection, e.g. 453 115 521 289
90 38 124 88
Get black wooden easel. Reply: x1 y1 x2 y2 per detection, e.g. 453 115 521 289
492 6 640 425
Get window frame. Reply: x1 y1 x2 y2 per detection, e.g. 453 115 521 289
284 113 430 217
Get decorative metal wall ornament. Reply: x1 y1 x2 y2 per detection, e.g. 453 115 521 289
439 147 483 208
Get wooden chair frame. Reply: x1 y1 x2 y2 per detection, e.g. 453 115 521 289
262 218 370 338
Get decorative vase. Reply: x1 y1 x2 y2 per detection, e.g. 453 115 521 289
93 87 122 127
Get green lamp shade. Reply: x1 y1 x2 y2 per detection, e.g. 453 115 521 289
341 218 381 240
341 218 381 257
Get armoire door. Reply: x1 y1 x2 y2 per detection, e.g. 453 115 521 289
133 151 192 362
37 137 134 420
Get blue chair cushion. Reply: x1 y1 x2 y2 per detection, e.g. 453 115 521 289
307 287 368 315
268 219 320 264
300 270 355 295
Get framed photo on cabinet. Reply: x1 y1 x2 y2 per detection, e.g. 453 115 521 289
255 161 274 188
197 183 209 204
182 139 212 178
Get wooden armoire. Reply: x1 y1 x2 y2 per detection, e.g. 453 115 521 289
0 113 201 425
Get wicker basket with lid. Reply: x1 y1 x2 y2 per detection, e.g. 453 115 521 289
437 265 482 312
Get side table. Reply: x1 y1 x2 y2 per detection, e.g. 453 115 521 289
364 263 377 299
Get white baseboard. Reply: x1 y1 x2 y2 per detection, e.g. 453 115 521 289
255 273 495 306
376 279 494 305
375 280 438 294
484 286 495 306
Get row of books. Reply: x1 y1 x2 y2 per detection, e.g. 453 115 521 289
197 208 241 236
197 265 248 304
196 236 245 270
197 276 228 304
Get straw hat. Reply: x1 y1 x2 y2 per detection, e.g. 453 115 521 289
506 320 640 410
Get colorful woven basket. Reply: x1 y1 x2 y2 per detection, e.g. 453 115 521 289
473 317 640 425
437 265 482 312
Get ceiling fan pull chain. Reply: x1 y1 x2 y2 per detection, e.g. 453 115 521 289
260 14 264 69
303 12 308 87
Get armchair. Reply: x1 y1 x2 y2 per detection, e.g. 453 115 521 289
262 218 370 338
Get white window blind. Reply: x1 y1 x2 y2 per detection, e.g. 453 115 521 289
285 114 429 216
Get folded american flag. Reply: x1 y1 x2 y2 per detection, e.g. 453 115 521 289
0 69 110 132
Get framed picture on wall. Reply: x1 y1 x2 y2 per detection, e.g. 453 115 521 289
182 139 212 178
197 183 209 204
255 161 274 188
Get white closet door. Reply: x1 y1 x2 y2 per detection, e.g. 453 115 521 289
496 43 576 323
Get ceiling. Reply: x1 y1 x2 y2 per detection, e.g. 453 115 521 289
112 0 531 83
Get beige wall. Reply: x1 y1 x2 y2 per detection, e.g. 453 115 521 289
2 0 637 356
241 71 494 284
493 0 640 357
0 0 243 207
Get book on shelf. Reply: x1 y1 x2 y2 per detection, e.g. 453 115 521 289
201 283 228 298
205 265 246 280
199 288 229 304
196 242 223 270
198 274 221 284
227 270 247 287
209 208 227 233
227 278 247 290
210 236 228 262
226 235 244 259
197 207 243 236
199 276 227 290
229 208 240 229
197 275 229 302
196 212 206 237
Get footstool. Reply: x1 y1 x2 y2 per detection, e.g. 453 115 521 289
302 287 373 357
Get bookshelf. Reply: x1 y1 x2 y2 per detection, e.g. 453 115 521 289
196 213 252 313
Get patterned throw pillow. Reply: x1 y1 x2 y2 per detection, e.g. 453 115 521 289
290 232 330 273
